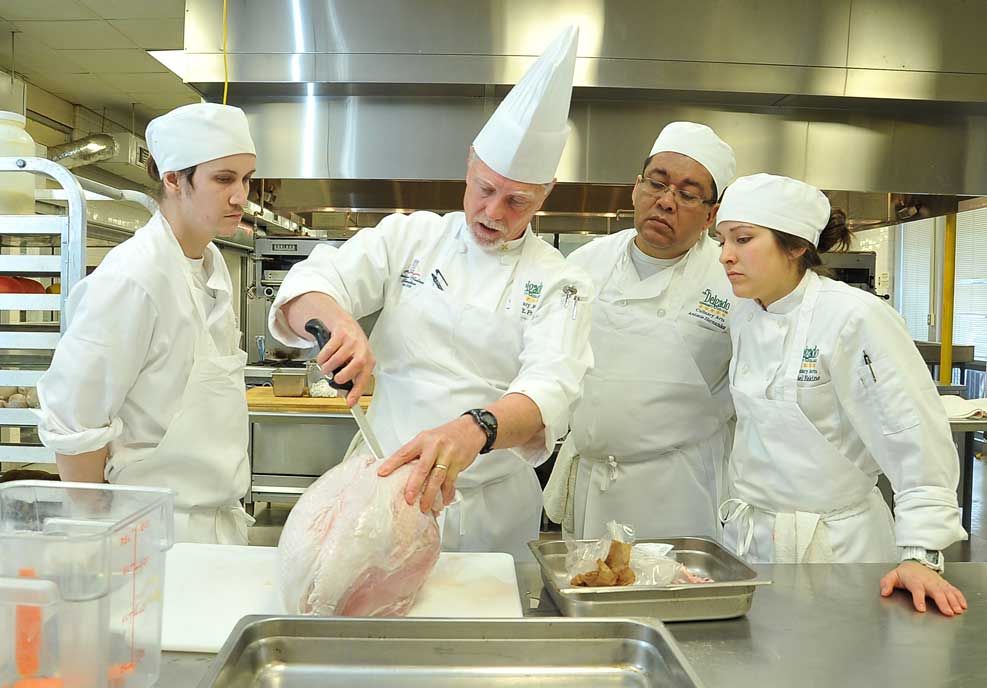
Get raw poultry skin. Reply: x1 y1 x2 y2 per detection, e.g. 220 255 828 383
278 453 441 616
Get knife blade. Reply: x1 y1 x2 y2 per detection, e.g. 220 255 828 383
304 318 386 461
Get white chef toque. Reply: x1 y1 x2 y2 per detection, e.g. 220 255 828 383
471 25 579 184
146 103 256 174
717 173 831 246
648 122 736 202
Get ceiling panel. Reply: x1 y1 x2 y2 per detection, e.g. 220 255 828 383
78 0 186 20
0 0 98 21
108 18 183 49
9 19 136 51
104 72 192 95
0 41 88 77
58 48 168 73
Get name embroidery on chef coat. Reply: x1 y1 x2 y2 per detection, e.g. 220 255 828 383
685 288 730 331
399 258 425 288
798 346 821 382
520 280 543 320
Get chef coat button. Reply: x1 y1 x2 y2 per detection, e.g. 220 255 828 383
765 372 773 381
747 313 753 322
619 300 627 306
741 365 749 374
657 308 666 318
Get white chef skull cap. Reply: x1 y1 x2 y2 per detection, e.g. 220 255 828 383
146 103 256 175
717 173 831 246
472 25 579 184
648 122 736 201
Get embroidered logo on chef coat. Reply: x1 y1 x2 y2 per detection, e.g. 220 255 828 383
798 346 821 382
399 258 424 288
686 289 730 331
520 280 543 319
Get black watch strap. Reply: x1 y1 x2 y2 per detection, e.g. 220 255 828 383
463 408 498 454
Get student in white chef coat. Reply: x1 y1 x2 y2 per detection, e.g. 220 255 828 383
268 26 593 560
544 122 736 539
38 103 257 545
716 173 967 616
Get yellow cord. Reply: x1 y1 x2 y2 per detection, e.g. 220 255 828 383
222 0 229 104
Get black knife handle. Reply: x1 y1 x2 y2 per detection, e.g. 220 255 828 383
304 318 354 392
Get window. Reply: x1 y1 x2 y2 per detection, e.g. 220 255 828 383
896 218 935 341
954 207 987 361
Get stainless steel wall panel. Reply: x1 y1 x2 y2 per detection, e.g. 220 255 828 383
803 115 895 192
847 0 987 74
324 97 487 180
243 98 331 179
186 0 852 66
845 68 987 103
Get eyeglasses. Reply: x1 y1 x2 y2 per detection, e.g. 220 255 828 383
638 176 715 208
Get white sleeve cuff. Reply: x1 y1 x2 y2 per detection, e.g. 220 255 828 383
268 277 346 350
503 383 568 466
38 416 124 455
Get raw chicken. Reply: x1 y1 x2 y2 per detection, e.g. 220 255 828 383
278 453 441 616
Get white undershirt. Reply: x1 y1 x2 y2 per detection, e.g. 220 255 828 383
629 239 684 280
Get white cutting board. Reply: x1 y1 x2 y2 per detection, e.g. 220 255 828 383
161 543 522 653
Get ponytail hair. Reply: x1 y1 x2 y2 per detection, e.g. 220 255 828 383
145 156 196 200
770 209 851 277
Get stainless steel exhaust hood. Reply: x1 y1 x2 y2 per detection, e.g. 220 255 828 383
179 0 987 230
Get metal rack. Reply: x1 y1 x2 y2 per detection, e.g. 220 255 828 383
0 157 88 463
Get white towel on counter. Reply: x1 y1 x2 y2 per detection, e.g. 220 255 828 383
940 395 987 420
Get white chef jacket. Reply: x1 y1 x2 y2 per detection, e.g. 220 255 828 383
269 211 594 558
545 229 735 538
728 271 965 551
38 212 241 456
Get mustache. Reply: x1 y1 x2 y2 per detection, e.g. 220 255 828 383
473 215 507 233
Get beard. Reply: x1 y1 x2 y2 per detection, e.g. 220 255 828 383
468 214 510 251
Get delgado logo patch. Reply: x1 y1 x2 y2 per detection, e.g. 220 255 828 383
686 288 730 330
798 345 821 382
520 280 543 319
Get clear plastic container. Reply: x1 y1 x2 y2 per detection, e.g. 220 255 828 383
0 481 175 688
0 111 36 214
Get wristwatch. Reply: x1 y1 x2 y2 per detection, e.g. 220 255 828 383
462 408 498 454
900 546 945 574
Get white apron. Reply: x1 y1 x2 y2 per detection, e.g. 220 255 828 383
105 255 253 545
564 243 731 539
720 275 896 563
354 236 546 561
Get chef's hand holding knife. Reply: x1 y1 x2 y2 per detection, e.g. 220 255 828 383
284 293 375 407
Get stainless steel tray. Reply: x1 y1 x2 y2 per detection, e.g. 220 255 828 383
530 536 771 621
197 615 704 687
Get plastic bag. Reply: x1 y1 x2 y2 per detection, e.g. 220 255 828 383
567 521 636 586
277 453 441 616
566 522 714 587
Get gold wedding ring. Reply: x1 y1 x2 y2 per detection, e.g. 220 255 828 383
433 463 449 472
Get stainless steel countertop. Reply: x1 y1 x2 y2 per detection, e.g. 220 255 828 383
160 562 987 687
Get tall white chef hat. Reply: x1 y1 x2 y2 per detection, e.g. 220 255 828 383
648 122 735 201
146 103 256 175
471 25 579 184
717 173 831 246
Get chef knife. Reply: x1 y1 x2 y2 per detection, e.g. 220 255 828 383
304 319 386 461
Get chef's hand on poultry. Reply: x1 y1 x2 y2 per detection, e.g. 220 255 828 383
377 415 487 512
879 561 967 616
313 313 375 407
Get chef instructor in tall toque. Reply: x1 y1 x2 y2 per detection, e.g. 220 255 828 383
269 26 594 559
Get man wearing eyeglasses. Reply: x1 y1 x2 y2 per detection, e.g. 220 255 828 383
545 122 737 540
